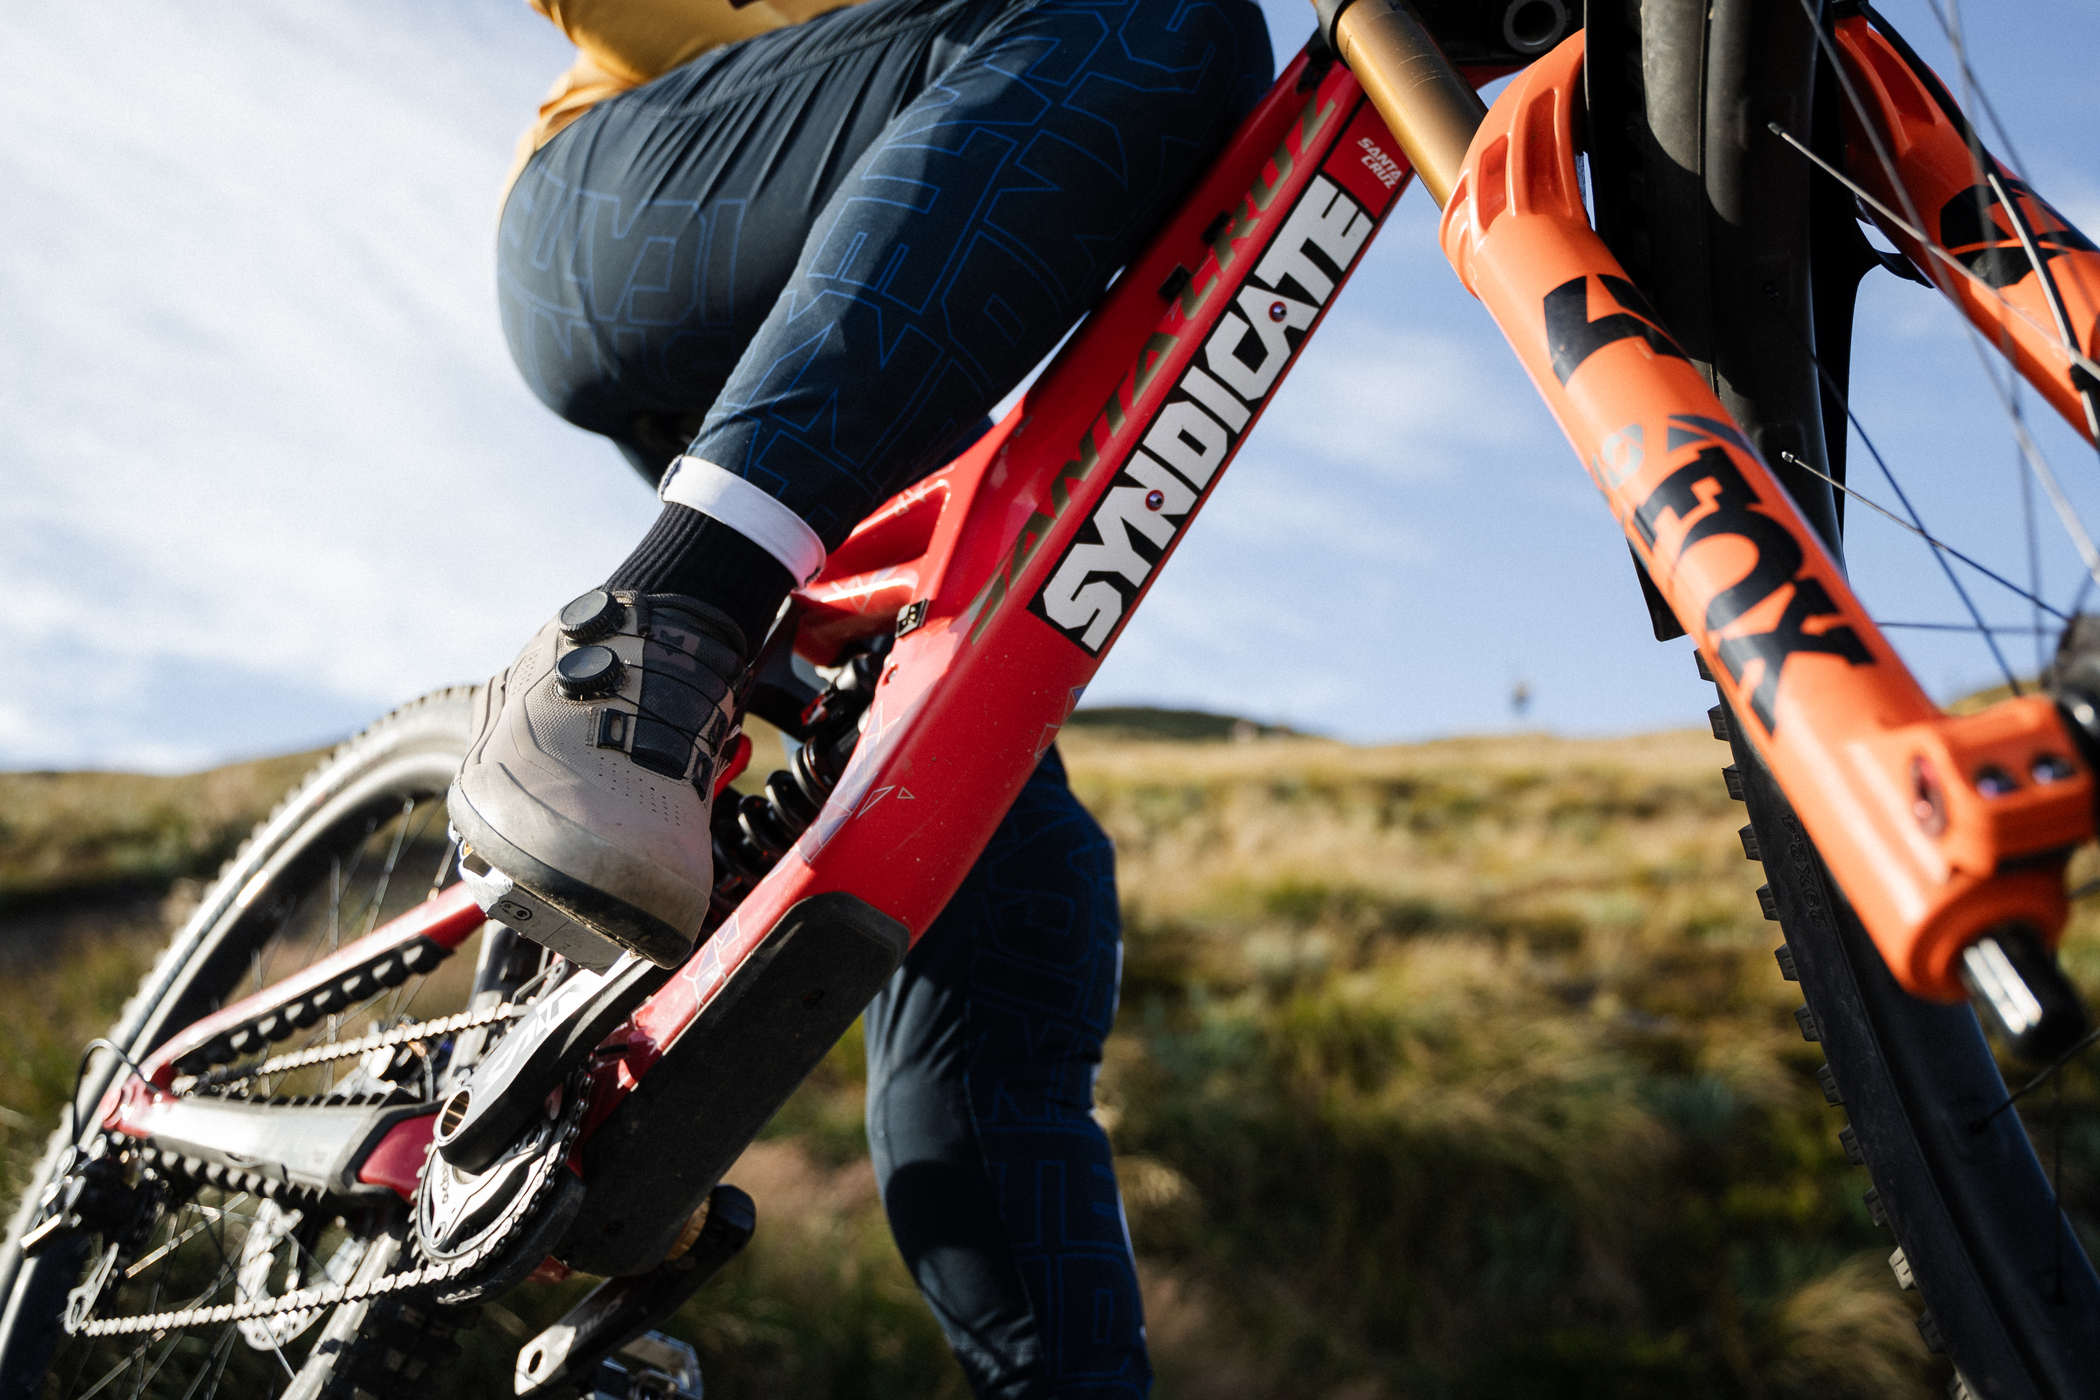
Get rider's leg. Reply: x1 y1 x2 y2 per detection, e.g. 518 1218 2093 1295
662 0 1275 549
459 0 1270 967
500 0 1273 647
864 748 1145 1399
567 0 1268 642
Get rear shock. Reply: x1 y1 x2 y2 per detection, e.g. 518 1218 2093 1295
708 635 891 922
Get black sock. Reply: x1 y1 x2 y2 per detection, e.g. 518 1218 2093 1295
605 504 795 653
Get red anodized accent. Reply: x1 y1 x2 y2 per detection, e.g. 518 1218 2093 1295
1434 33 2092 999
711 731 753 797
103 1081 188 1148
99 1076 442 1202
358 1113 438 1201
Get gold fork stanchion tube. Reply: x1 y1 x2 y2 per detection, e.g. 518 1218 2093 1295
1332 0 1486 207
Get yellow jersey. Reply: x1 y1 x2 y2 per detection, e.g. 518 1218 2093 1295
508 0 862 194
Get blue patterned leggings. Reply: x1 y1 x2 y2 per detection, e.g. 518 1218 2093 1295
863 749 1144 1399
498 0 1271 543
500 0 1271 1388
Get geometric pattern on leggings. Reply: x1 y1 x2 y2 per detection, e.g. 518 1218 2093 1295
961 760 1140 1398
687 0 1270 544
863 749 1148 1398
498 0 1006 447
497 0 1269 536
496 172 746 436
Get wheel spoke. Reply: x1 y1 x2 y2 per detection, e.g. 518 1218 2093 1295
175 1322 243 1400
1872 621 2055 635
351 799 418 943
1774 449 2068 622
117 1326 188 1400
18 693 484 1399
71 1335 172 1400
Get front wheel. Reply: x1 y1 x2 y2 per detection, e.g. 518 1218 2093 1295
0 689 485 1400
1587 3 2100 1395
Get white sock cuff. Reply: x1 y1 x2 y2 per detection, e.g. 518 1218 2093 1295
659 455 828 584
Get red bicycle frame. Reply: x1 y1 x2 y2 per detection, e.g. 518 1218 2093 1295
111 42 1431 1260
101 11 2100 1278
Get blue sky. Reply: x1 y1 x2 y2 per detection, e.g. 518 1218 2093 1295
4 0 2097 770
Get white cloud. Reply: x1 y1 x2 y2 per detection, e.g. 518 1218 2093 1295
1255 315 1537 480
9 0 2084 769
0 2 647 772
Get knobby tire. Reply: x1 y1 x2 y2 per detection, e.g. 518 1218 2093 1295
0 688 484 1400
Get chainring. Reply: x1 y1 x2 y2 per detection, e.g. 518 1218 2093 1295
59 1002 585 1339
415 1071 591 1303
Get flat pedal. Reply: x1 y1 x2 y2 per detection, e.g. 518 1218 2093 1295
585 1332 703 1400
516 1187 754 1398
456 838 626 972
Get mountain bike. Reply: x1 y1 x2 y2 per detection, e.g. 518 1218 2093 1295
6 1 2100 1395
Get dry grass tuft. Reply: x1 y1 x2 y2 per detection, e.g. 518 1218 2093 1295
6 726 2094 1398
0 750 319 921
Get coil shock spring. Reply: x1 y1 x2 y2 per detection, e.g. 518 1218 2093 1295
708 636 890 922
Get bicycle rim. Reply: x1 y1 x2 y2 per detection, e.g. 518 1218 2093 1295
0 688 482 1400
1586 3 2100 1395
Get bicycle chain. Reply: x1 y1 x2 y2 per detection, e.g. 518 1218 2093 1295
69 1012 580 1339
179 1001 524 1094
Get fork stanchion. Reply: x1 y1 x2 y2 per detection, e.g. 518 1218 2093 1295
1319 0 1483 208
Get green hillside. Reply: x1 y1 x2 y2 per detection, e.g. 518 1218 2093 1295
1064 705 1306 742
2 726 2094 1398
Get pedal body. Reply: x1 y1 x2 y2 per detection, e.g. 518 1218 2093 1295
516 1186 754 1397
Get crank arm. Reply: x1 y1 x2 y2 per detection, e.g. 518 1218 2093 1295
433 955 669 1174
513 1185 755 1398
105 1090 436 1202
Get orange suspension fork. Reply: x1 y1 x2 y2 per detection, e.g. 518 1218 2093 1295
1326 4 2092 1014
1828 13 2100 447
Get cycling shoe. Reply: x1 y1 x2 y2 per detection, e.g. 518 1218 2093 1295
447 589 746 969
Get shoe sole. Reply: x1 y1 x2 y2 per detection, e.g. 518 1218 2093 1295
447 776 704 969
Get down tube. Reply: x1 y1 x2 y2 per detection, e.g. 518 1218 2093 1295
621 54 1434 1065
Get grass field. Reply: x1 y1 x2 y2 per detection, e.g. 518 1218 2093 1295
3 718 2094 1398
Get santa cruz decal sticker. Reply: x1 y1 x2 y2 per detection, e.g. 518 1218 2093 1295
1030 172 1376 653
1629 415 1872 732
